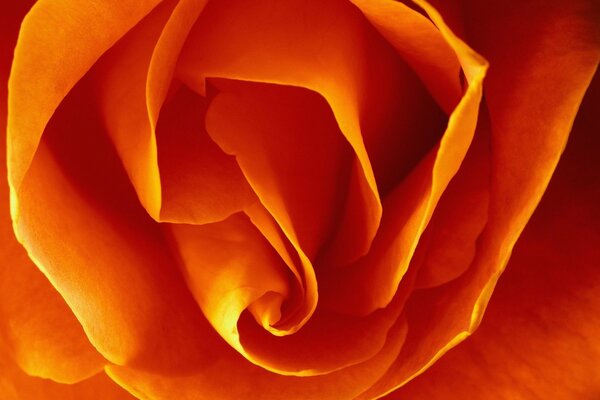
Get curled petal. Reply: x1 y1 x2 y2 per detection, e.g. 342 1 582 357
349 0 462 114
10 77 217 374
7 0 161 199
106 319 408 400
320 0 488 315
178 0 389 265
356 0 599 396
389 69 600 399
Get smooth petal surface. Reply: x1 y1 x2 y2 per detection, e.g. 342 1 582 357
10 75 215 374
177 0 443 266
0 230 104 384
0 0 104 385
0 340 134 400
349 0 462 114
155 84 256 224
320 0 488 315
388 68 600 400
355 0 600 396
107 320 408 400
7 0 161 196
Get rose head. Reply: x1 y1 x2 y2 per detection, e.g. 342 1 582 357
1 0 599 399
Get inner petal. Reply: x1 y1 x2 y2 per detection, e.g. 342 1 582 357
319 0 489 315
89 0 179 219
349 0 463 114
167 213 292 358
177 0 387 265
10 76 214 374
413 108 491 289
155 83 256 224
205 79 353 261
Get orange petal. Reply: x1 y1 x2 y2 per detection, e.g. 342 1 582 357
205 80 353 261
106 319 408 400
387 68 600 399
413 109 490 289
177 0 392 265
0 229 104 384
355 0 600 396
166 213 292 361
7 0 161 197
320 0 488 315
243 202 317 334
155 84 256 223
93 0 242 224
0 343 134 400
90 0 177 219
169 202 408 376
349 0 462 114
0 0 103 385
9 76 214 374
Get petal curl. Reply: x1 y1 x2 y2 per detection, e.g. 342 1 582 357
0 342 134 400
10 76 216 375
349 0 462 114
355 0 599 396
0 0 103 384
7 0 161 199
94 0 245 223
320 0 488 315
106 319 408 400
388 68 600 399
178 0 422 265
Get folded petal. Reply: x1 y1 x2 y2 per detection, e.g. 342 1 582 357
349 0 462 114
0 0 103 384
205 80 353 261
0 343 134 400
7 0 161 198
106 319 408 400
320 0 488 315
9 75 216 375
413 110 490 289
93 0 246 224
167 213 292 362
155 84 256 223
388 68 600 399
178 0 410 265
355 0 599 396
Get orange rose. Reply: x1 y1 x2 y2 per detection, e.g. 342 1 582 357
1 0 598 399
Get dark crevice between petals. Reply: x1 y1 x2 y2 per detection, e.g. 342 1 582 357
16 74 222 376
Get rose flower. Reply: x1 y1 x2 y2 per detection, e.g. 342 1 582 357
1 0 598 399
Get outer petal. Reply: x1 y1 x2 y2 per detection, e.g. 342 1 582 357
0 225 104 383
0 340 134 400
9 74 216 375
356 0 600 397
320 0 488 315
106 320 408 400
388 68 600 400
0 0 103 385
7 0 162 197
